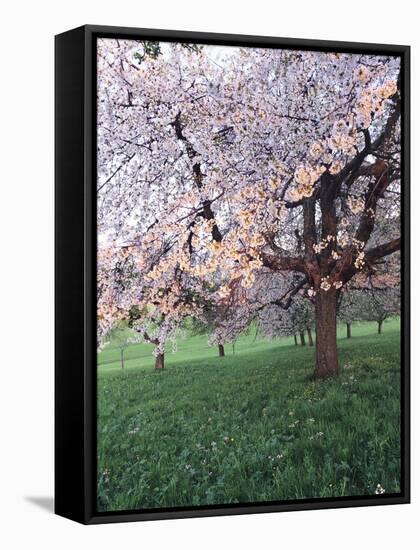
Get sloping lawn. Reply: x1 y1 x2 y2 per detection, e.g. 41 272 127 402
97 319 401 511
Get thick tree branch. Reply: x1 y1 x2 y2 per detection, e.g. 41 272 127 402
301 194 320 284
261 251 306 274
354 159 390 245
334 89 400 186
365 237 401 263
139 331 159 346
339 237 400 284
255 276 307 312
172 112 223 242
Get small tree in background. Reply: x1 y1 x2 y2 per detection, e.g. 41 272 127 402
129 306 180 370
188 307 229 358
362 287 400 334
338 289 366 338
256 294 315 347
106 321 134 369
292 298 315 346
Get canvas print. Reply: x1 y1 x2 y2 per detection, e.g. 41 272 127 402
96 38 402 513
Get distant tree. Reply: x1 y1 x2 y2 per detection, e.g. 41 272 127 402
129 306 180 370
362 287 400 334
188 302 232 358
338 289 365 338
257 293 315 347
106 321 134 369
292 298 315 346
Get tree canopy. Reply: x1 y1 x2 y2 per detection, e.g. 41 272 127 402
97 39 401 376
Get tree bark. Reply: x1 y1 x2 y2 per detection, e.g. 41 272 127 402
120 349 125 369
299 331 306 346
378 320 383 334
218 344 225 357
307 328 314 346
155 352 164 370
294 334 298 346
346 323 351 339
314 289 339 378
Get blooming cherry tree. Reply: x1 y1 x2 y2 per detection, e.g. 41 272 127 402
97 39 401 377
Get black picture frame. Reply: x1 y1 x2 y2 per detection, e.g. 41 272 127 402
55 24 410 525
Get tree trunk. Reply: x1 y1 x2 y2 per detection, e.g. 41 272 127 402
307 328 314 346
120 348 124 369
346 323 351 339
314 289 339 378
218 344 225 357
155 352 164 370
294 334 298 346
299 331 306 346
378 320 383 334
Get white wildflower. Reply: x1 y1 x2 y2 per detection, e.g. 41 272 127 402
375 483 386 495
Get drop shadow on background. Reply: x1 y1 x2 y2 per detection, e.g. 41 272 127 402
25 496 54 514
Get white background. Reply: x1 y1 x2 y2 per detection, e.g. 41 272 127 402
0 0 417 548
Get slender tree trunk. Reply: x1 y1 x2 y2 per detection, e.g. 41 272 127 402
120 348 125 369
155 352 164 370
314 289 339 378
307 328 314 346
378 320 383 334
218 344 225 357
300 331 306 346
346 323 351 339
294 334 298 346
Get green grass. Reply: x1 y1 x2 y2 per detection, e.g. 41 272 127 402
97 318 401 512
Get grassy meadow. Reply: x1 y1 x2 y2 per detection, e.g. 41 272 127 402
97 318 401 512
